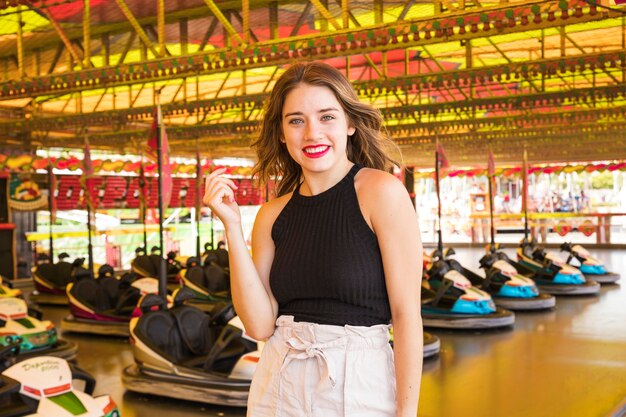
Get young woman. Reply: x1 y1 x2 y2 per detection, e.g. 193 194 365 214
204 61 423 417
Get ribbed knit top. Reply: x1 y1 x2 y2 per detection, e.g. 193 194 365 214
269 164 391 326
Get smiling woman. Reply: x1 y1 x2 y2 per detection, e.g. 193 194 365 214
203 61 424 417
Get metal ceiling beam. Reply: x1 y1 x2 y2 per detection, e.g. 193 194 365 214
38 7 84 69
1 0 617 100
5 76 625 136
180 17 188 55
402 133 626 165
31 121 626 149
157 0 165 57
232 11 259 43
310 0 342 30
0 3 249 60
202 0 245 46
83 0 91 68
16 5 24 78
334 0 360 28
8 42 624 111
242 0 250 44
289 2 314 37
114 0 161 58
116 32 137 66
198 18 219 52
10 99 625 152
395 123 626 147
23 128 625 166
422 45 470 100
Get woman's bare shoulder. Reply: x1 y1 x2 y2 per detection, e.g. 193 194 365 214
255 192 293 226
355 167 406 198
354 167 411 229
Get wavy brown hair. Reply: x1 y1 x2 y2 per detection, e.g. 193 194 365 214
251 61 398 197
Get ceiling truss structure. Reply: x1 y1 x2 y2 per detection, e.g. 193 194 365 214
0 0 625 167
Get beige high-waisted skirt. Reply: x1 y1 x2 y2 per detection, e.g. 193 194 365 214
247 315 396 417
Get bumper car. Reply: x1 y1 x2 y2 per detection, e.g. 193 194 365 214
62 266 160 337
0 275 22 299
517 238 600 295
131 247 181 285
201 243 230 270
560 242 620 284
166 251 184 283
30 253 76 305
1 355 119 417
421 254 515 329
179 257 231 310
122 287 260 406
0 297 77 361
476 248 555 310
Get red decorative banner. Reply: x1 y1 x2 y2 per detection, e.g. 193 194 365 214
0 153 254 177
51 175 262 210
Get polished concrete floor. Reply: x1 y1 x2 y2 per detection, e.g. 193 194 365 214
31 247 626 417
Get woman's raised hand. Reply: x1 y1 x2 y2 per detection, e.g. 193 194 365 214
203 168 241 228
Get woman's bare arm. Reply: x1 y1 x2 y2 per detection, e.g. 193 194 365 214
203 169 283 340
358 169 423 417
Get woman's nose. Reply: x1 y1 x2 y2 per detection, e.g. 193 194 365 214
304 120 320 140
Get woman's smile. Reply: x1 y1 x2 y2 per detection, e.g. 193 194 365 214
302 145 331 158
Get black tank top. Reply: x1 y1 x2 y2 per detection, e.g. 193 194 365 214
269 164 391 326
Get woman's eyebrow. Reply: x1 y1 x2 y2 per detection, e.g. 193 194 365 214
284 107 339 118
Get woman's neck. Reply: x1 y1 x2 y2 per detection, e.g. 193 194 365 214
299 160 354 196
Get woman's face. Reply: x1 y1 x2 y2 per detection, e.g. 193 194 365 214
281 83 355 176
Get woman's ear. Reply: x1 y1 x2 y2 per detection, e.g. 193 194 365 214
347 126 356 136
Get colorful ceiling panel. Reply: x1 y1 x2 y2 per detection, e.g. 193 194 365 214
0 0 625 168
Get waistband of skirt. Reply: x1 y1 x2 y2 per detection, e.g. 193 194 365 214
275 315 391 348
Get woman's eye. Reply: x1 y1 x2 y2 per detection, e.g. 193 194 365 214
321 115 335 121
288 119 303 125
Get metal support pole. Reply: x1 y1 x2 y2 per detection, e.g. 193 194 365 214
47 166 54 261
83 0 91 67
242 0 250 44
269 2 278 40
86 202 94 278
210 211 214 250
488 168 495 250
84 134 95 278
17 6 24 78
435 150 443 253
158 0 165 56
522 145 529 239
142 210 147 250
196 138 202 259
156 93 167 299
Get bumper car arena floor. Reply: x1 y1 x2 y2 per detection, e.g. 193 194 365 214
31 248 626 417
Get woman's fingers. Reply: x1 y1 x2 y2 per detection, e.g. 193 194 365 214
204 168 227 193
205 178 237 205
205 182 235 207
203 169 239 207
